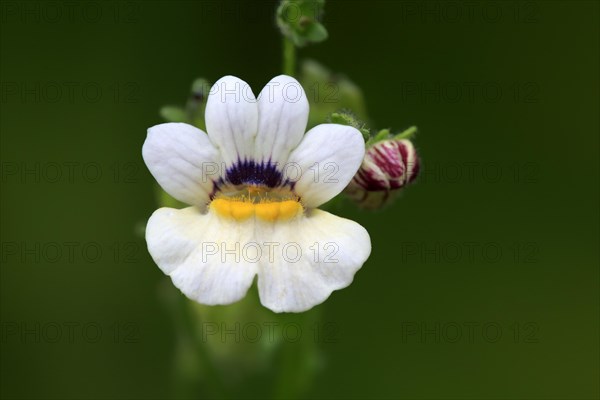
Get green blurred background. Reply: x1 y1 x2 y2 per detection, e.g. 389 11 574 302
1 0 598 398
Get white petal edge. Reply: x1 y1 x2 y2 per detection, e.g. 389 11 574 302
205 75 258 166
254 75 309 165
142 123 221 207
146 207 258 305
286 124 366 208
257 209 371 313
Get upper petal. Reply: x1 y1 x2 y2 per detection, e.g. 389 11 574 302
286 124 365 208
146 207 258 305
254 75 309 166
256 209 371 313
142 123 221 207
205 76 259 166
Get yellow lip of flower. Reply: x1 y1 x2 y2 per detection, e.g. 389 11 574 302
210 187 303 222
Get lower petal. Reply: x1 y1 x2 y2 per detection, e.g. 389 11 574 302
145 207 258 305
256 209 371 313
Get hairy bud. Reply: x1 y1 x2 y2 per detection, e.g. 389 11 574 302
346 139 419 209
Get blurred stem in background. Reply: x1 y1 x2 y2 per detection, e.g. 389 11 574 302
158 279 322 399
283 37 296 77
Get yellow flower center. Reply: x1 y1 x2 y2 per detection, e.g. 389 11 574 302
209 186 303 222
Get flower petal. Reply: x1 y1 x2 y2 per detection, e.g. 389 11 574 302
205 76 258 166
142 123 221 207
256 209 371 313
146 207 258 305
254 75 309 165
286 124 365 207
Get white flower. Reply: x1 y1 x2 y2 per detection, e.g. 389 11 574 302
142 75 371 313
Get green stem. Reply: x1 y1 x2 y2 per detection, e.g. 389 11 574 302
178 296 230 398
283 37 296 77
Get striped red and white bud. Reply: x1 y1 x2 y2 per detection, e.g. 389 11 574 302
346 139 419 209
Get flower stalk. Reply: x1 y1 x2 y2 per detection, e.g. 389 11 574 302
283 36 296 77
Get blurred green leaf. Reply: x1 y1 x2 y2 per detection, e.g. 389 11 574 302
185 78 211 130
299 60 368 128
369 128 391 144
303 21 328 42
393 125 418 140
159 106 188 123
159 78 211 130
277 0 328 47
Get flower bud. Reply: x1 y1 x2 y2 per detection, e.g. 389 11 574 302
345 138 419 209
